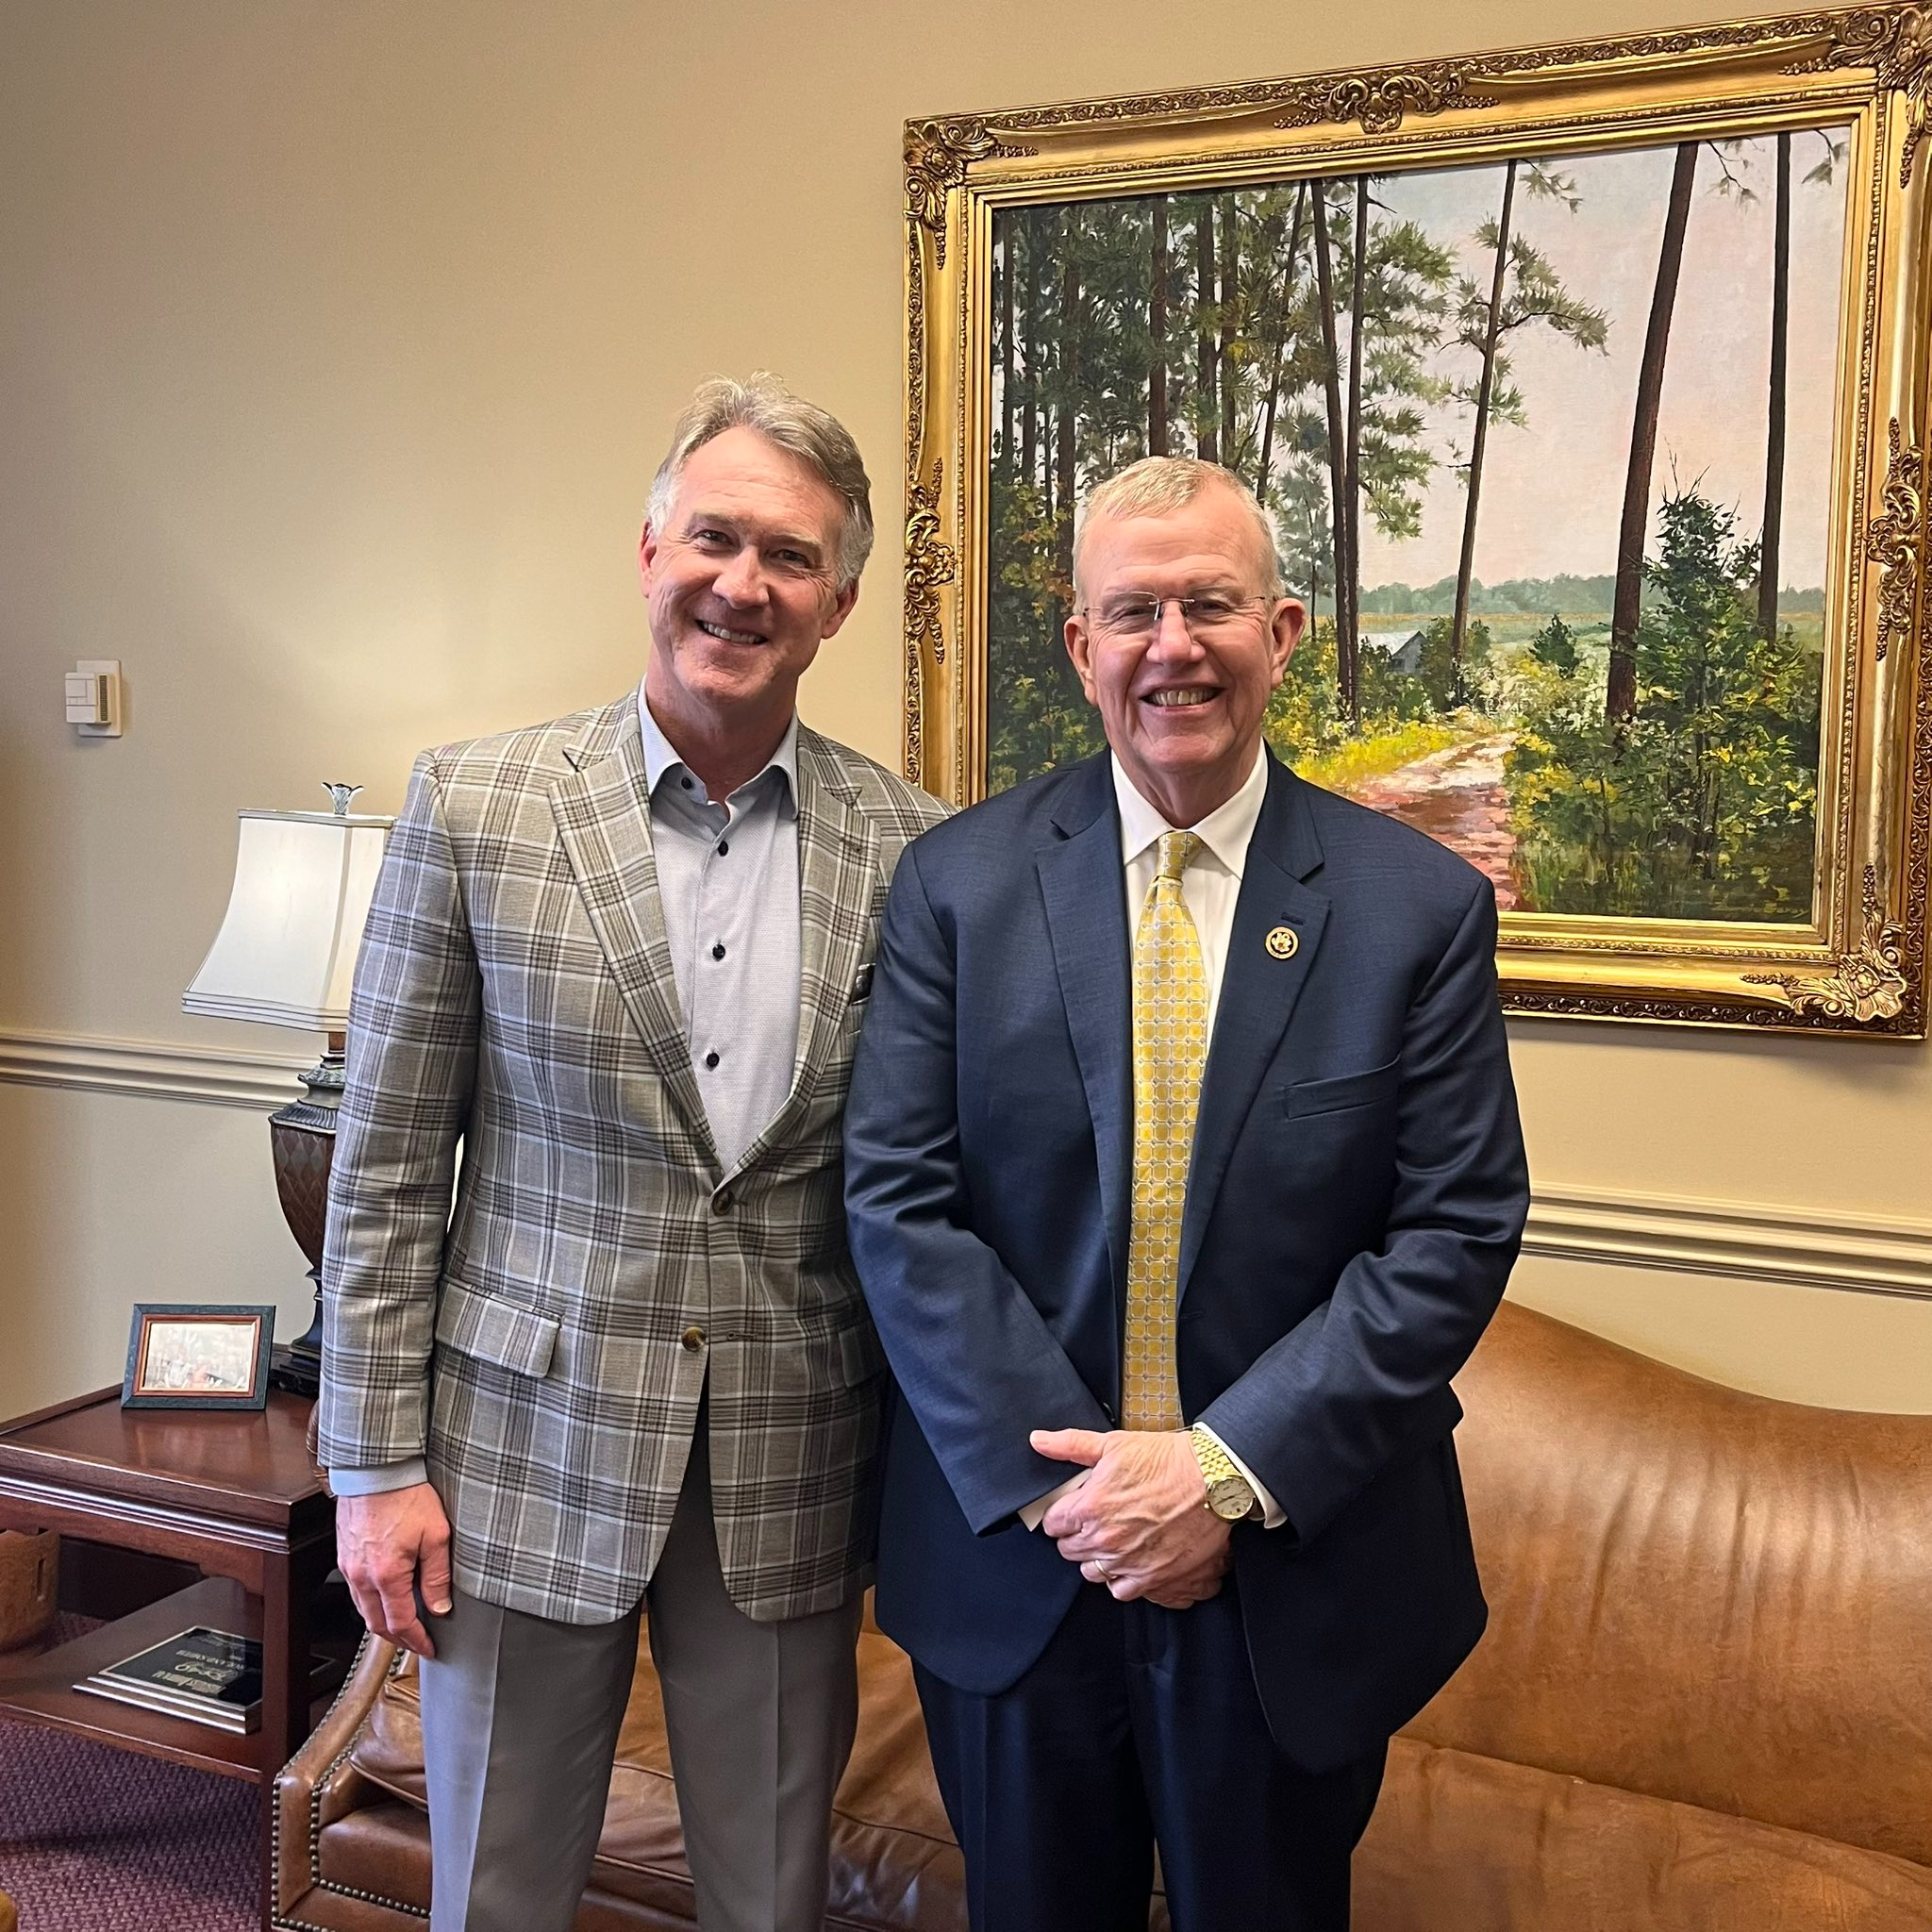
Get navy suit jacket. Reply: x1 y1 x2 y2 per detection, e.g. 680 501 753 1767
844 750 1529 1772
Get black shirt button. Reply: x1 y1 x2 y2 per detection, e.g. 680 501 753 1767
717 839 730 856
711 943 726 960
680 775 693 791
713 1191 733 1215
704 1051 720 1069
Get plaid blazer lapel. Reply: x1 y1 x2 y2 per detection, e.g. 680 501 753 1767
723 727 880 1183
550 698 718 1166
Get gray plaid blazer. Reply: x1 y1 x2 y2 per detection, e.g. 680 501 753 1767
318 691 948 1624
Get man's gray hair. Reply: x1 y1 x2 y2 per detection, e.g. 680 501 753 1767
1074 456 1285 600
648 373 875 590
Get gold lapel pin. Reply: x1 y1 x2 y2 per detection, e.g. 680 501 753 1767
1265 924 1299 960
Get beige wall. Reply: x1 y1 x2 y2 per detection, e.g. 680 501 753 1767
2 0 1927 1419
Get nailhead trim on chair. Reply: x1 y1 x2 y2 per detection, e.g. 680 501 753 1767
272 1641 428 1929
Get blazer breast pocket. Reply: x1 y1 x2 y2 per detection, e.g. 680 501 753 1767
1284 1057 1401 1120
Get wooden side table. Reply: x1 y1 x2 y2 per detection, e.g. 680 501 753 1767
0 1385 338 1930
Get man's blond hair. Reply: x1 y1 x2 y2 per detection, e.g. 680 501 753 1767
1074 457 1285 602
648 373 874 590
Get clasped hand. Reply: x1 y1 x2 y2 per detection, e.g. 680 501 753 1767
1029 1427 1230 1609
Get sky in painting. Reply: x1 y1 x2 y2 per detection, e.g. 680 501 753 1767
1356 127 1851 595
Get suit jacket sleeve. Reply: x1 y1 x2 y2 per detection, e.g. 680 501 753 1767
1199 873 1526 1545
318 753 481 1473
845 841 1111 1535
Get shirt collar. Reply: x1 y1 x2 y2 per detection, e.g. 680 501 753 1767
636 681 799 814
1111 741 1270 879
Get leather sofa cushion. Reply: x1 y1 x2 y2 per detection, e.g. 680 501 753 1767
1357 1734 1932 1932
346 1654 425 1807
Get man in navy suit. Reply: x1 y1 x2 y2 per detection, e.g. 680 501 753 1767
844 456 1529 1931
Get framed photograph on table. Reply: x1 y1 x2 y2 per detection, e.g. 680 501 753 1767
902 5 1932 1032
122 1305 275 1410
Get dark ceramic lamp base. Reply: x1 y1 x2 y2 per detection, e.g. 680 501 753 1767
268 1036 341 1400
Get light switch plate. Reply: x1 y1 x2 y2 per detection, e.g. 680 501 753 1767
70 658 123 737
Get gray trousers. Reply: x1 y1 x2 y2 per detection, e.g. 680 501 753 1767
418 1424 863 1932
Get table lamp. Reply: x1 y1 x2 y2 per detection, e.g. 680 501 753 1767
183 783 394 1394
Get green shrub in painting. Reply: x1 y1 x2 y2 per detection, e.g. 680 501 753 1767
1529 611 1579 674
1508 490 1820 918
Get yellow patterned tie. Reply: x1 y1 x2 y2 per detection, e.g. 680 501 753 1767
1122 830 1208 1432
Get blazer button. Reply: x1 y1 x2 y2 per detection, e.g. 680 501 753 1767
682 1325 706 1352
713 1191 734 1215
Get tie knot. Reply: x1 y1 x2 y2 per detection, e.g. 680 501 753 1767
1156 830 1202 883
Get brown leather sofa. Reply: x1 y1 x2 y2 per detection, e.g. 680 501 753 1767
275 1302 1932 1929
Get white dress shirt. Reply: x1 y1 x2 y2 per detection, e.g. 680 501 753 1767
1022 744 1287 1532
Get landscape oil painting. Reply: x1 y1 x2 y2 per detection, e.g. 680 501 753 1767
985 134 1845 925
904 8 1932 1031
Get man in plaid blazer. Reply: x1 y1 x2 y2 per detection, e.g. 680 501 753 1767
319 375 945 1932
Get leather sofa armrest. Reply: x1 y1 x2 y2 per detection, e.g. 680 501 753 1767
275 1634 402 1921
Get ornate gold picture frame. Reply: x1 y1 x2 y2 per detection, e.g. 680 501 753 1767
902 8 1931 1033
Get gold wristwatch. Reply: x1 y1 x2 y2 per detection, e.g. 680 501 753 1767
1190 1425 1262 1523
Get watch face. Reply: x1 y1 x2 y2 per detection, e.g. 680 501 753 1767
1207 1475 1253 1521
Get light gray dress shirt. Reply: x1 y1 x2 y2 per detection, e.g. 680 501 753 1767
635 696 802 1174
329 691 807 1497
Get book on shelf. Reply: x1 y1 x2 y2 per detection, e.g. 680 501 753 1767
74 1624 338 1734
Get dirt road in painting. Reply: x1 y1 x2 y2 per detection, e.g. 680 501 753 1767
1341 734 1520 909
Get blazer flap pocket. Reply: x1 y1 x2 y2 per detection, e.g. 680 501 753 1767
435 1279 559 1378
1286 1057 1401 1119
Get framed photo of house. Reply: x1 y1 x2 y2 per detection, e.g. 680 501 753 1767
901 6 1932 1032
122 1305 275 1410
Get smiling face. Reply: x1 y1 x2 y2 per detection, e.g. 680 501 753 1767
639 425 858 753
1065 482 1305 826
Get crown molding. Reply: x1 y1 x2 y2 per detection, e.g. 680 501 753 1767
0 1026 307 1110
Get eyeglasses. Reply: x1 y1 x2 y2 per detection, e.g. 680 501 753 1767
1077 594 1269 641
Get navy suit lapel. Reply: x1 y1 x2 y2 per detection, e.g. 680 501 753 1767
1036 760 1134 1314
1179 758 1330 1300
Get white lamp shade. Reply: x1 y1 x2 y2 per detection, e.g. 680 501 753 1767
183 808 394 1031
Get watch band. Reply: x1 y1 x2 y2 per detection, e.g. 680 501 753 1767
1189 1424 1261 1522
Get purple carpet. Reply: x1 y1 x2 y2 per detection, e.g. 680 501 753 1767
0 1710 256 1931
